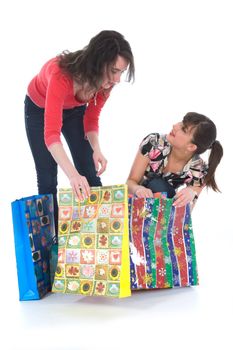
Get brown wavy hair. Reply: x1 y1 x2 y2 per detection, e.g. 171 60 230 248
57 30 135 90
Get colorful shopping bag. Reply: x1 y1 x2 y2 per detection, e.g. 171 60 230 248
128 196 198 289
11 194 56 300
52 185 131 298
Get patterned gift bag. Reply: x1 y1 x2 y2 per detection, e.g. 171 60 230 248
52 185 131 298
129 196 198 289
11 194 56 300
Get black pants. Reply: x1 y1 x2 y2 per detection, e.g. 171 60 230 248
142 174 176 198
24 95 101 235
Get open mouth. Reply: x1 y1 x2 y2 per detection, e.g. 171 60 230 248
170 130 175 137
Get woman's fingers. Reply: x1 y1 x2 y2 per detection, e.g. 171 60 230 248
93 150 107 176
70 175 91 201
97 158 107 176
173 187 196 207
135 186 153 198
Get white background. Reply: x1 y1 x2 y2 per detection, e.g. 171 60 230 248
1 1 232 349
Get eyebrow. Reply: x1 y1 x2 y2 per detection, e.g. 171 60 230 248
111 66 127 73
111 66 128 72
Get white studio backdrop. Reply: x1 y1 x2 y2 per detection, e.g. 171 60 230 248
1 0 230 196
0 0 232 349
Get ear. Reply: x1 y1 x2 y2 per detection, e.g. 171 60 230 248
187 143 197 153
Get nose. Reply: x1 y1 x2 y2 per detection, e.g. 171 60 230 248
113 72 122 84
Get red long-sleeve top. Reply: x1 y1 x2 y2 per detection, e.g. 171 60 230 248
27 57 110 147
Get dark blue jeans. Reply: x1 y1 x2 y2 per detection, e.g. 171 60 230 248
142 174 176 198
24 95 101 235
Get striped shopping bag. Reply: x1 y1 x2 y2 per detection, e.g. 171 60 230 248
128 196 198 289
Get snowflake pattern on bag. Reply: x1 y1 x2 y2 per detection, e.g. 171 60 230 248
129 196 198 289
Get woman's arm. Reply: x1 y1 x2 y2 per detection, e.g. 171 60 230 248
126 151 153 197
48 143 90 200
86 131 107 176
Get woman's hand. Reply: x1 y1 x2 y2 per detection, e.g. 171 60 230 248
86 131 107 176
48 143 91 201
69 173 91 201
173 187 197 207
134 186 153 198
93 149 107 176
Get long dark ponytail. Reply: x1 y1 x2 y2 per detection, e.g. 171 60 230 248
205 140 223 191
183 112 223 192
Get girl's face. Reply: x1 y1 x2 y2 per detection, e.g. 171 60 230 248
74 55 128 102
167 122 197 152
101 55 129 89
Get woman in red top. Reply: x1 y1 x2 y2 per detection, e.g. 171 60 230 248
25 30 135 234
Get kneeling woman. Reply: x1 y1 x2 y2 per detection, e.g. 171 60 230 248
127 112 223 207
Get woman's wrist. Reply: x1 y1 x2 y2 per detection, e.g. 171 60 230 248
67 167 81 181
189 188 198 201
134 185 142 195
86 131 100 151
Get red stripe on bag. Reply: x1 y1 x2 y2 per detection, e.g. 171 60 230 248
155 200 166 288
173 206 188 286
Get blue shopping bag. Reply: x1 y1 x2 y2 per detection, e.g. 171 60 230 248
11 194 57 301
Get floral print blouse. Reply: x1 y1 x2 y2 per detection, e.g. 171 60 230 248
140 133 208 189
